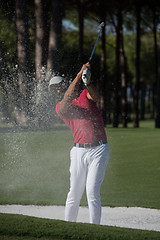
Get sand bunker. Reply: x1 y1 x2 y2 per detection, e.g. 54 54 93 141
0 205 160 232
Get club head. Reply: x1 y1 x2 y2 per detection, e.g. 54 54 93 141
100 22 104 28
97 22 104 30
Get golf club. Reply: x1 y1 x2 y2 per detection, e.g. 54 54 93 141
88 22 104 63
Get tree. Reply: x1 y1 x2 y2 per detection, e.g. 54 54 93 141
34 0 49 81
152 3 160 128
78 0 84 64
33 0 64 129
108 0 131 127
120 16 128 127
111 6 122 128
47 0 64 77
100 18 107 125
15 0 32 126
133 3 141 128
0 42 16 121
140 0 160 126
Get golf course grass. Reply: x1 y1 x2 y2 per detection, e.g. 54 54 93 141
0 120 160 208
0 120 160 240
0 213 160 240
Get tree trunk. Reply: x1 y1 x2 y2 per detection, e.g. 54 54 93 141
120 15 128 128
35 0 49 81
0 42 16 121
78 0 84 64
15 0 32 126
152 84 155 119
99 17 107 125
133 6 141 128
113 9 121 128
140 82 145 120
47 0 63 78
153 9 160 128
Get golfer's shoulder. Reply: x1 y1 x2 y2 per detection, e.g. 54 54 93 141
58 99 73 117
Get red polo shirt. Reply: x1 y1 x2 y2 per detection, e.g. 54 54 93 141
56 89 107 144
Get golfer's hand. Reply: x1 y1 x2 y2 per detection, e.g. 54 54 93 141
80 62 90 74
82 69 91 86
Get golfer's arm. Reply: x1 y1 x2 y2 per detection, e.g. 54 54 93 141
86 84 99 102
59 72 82 115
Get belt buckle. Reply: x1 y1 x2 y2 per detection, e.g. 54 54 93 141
75 143 80 147
84 143 89 148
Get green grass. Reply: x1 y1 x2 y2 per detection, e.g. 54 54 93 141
0 120 160 208
101 121 160 208
0 235 50 240
0 213 160 240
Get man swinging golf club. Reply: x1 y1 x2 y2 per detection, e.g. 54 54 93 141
49 62 109 224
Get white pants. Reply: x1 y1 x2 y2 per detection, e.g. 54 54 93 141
65 143 109 224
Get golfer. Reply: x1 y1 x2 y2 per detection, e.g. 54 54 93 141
49 62 109 224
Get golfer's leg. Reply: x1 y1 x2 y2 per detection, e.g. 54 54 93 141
65 147 87 222
86 144 109 224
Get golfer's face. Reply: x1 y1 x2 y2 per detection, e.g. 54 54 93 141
51 81 68 99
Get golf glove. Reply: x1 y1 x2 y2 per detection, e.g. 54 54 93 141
82 69 91 86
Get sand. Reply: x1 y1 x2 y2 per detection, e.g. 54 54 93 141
0 205 160 232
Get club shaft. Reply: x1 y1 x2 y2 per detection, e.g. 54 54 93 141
89 22 104 63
